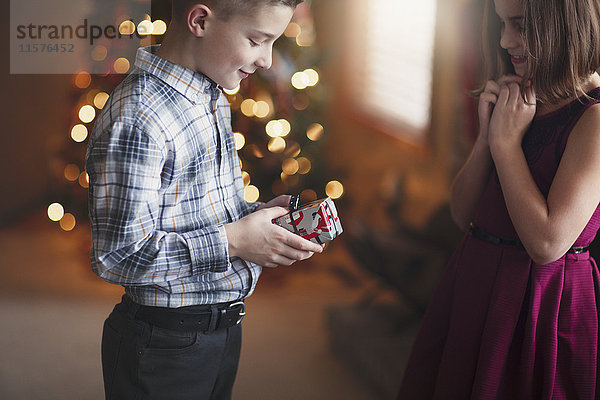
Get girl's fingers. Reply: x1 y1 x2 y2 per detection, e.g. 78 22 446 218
480 92 498 105
507 82 521 106
497 74 523 87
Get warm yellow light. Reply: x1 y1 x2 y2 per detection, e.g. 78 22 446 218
60 213 76 231
249 144 264 158
47 203 64 221
234 132 246 150
94 92 110 109
300 189 317 202
224 85 240 95
281 172 299 187
296 30 315 47
297 157 312 174
242 171 251 186
137 20 153 35
64 164 80 181
293 93 310 111
79 172 89 188
284 142 301 158
326 180 344 199
266 120 284 137
304 68 319 86
74 71 91 89
244 185 260 202
253 101 270 118
71 124 88 142
291 71 310 90
240 99 256 117
91 45 108 61
268 137 286 153
79 105 96 123
307 123 324 141
279 119 291 136
119 20 136 35
114 58 130 74
152 20 167 35
282 158 299 175
284 22 301 38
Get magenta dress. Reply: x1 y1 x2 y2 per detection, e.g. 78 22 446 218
398 88 600 399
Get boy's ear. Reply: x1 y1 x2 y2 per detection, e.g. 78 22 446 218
187 4 212 37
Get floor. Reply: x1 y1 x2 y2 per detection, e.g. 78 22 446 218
0 211 395 400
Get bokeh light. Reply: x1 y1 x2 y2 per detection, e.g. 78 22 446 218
242 171 251 186
47 203 64 221
137 20 153 35
244 185 260 202
74 71 91 89
91 45 108 61
326 180 344 199
64 164 80 181
60 213 76 231
119 20 136 35
79 172 89 189
241 99 256 117
268 137 286 153
79 105 96 123
297 157 312 174
307 123 324 141
284 22 301 38
114 58 130 74
253 101 270 118
71 124 88 142
94 92 110 109
300 189 317 202
234 132 246 150
152 20 167 35
224 85 240 95
282 158 299 175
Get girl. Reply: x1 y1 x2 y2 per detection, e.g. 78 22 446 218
398 0 600 398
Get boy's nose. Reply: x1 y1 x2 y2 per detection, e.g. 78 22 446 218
255 46 273 70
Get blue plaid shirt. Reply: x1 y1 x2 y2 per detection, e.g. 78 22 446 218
86 46 262 308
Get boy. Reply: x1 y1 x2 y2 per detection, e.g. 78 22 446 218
85 0 319 398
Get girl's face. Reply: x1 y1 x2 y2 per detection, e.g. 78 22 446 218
494 0 527 76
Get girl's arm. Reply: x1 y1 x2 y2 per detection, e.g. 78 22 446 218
450 135 493 231
450 75 523 230
489 82 600 264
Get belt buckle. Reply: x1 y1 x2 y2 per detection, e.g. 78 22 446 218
229 301 246 324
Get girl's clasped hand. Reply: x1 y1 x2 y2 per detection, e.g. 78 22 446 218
479 75 536 155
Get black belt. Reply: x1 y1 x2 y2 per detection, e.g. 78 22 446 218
127 297 246 333
469 223 590 255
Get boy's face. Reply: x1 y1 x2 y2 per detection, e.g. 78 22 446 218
196 3 295 89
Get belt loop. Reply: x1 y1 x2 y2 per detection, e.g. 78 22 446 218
207 305 219 332
124 295 141 319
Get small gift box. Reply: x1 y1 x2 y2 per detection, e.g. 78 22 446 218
273 197 343 244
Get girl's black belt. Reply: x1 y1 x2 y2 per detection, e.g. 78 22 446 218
469 223 590 254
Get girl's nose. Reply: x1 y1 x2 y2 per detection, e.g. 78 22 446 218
500 26 520 50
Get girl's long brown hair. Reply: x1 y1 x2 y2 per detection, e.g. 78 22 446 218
477 0 600 104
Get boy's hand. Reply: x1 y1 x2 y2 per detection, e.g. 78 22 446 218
224 206 323 268
255 195 291 211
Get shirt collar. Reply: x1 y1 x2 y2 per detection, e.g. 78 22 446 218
134 45 220 104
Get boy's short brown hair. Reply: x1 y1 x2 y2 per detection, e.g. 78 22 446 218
173 0 303 21
479 0 600 103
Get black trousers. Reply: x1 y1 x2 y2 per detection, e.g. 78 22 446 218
101 296 242 400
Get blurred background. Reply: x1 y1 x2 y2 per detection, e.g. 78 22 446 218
0 0 486 398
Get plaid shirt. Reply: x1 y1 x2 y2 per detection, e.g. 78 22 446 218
86 46 262 308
